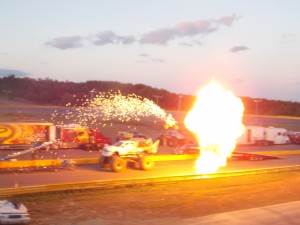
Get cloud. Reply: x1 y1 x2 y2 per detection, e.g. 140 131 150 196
279 33 299 44
45 15 239 49
91 31 135 45
45 36 83 49
0 69 28 77
152 58 165 63
137 58 165 63
179 40 202 47
139 28 177 45
139 20 215 45
230 46 249 52
179 42 193 47
137 53 165 63
193 40 202 45
139 53 149 57
218 14 239 26
139 15 238 45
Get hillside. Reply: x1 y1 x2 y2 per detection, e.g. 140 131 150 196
1 75 300 116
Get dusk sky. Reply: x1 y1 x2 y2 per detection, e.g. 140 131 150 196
1 0 300 102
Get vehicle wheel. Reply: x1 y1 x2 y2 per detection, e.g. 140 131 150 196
99 155 106 168
81 144 90 151
139 156 154 171
110 156 126 172
96 143 104 151
159 137 166 146
168 137 178 147
65 162 76 170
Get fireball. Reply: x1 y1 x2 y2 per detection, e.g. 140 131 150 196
184 80 245 174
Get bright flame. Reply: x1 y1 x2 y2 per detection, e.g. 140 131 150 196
184 80 245 174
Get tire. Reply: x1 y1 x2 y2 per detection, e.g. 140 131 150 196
110 156 126 172
65 162 76 170
99 155 106 168
168 137 178 147
139 156 154 171
81 144 90 151
96 143 104 151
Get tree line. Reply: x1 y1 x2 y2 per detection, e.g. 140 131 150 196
1 75 300 117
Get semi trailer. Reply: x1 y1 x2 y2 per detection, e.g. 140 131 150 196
0 122 112 150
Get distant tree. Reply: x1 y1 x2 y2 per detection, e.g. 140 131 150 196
0 75 300 116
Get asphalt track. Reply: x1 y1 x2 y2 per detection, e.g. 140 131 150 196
1 151 300 189
1 142 300 189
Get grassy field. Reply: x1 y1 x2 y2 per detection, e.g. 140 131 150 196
7 170 300 225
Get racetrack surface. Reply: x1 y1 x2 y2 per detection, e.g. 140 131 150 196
8 169 300 225
1 105 300 224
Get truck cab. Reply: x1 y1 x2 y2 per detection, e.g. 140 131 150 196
101 140 142 157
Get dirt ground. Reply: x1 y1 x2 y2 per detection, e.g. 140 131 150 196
9 170 300 225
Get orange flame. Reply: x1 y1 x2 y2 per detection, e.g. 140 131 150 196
184 80 245 174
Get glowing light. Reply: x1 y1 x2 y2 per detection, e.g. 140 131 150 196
184 80 245 174
51 91 177 129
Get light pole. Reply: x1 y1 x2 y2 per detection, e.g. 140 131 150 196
178 95 183 111
254 99 262 124
89 89 96 100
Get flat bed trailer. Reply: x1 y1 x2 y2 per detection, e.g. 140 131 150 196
231 151 280 161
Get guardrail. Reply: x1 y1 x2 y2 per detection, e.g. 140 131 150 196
73 150 300 165
2 150 300 168
1 165 300 197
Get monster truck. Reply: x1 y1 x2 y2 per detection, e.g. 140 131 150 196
157 129 187 147
99 138 159 172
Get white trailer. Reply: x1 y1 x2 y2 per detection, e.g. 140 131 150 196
237 126 290 146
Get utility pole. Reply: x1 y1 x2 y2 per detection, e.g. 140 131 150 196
254 99 262 124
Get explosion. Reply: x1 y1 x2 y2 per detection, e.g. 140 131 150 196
184 80 245 174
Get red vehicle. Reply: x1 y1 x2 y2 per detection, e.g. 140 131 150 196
173 143 278 161
174 143 200 155
55 125 112 150
288 131 300 144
